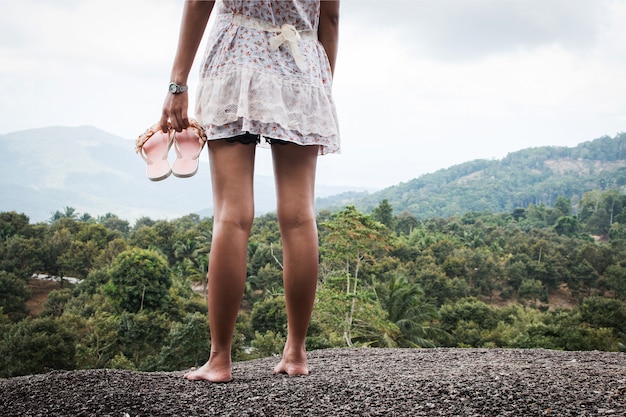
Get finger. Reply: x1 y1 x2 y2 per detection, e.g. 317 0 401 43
159 114 170 134
175 98 190 131
172 112 184 132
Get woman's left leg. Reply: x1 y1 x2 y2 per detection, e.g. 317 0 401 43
271 143 319 376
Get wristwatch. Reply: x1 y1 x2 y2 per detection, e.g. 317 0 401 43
168 82 188 94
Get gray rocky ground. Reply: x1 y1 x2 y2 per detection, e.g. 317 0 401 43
1 348 625 416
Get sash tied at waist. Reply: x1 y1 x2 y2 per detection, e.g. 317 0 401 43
230 13 317 71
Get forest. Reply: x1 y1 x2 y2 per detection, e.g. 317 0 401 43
1 187 626 378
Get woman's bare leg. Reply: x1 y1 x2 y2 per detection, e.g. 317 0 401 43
184 140 256 382
271 143 319 376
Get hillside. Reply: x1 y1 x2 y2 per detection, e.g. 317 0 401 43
317 133 626 218
1 348 625 416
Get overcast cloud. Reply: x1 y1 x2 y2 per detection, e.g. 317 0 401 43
1 0 625 189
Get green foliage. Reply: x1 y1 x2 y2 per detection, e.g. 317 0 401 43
554 216 581 237
106 248 172 313
517 279 545 305
0 271 30 320
0 211 30 239
2 235 46 277
41 288 73 317
117 310 171 370
0 316 76 377
319 206 394 346
74 311 120 369
580 296 626 335
156 312 211 370
606 263 626 299
4 187 626 377
251 295 287 335
372 199 394 229
375 275 439 347
251 330 285 357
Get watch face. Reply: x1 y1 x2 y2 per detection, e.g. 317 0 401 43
169 83 177 93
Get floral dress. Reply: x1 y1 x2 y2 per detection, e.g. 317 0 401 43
195 0 340 155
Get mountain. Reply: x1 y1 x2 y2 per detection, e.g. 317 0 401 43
0 126 362 223
317 133 626 218
3 127 625 223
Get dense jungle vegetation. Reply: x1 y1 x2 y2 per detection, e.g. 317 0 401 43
1 188 626 378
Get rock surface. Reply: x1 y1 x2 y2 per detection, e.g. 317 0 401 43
1 348 625 416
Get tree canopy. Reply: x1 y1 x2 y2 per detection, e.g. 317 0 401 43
2 188 626 377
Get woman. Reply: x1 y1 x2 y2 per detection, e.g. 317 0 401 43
160 0 340 382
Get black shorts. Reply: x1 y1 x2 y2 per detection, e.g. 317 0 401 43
224 132 289 146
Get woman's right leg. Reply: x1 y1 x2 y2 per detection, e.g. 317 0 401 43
184 140 256 382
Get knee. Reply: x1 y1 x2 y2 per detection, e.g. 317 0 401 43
214 206 254 233
277 205 316 231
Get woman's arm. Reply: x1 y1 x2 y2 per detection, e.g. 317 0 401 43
161 0 215 132
318 1 340 76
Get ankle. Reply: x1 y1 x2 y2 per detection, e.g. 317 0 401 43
209 348 232 363
282 341 307 359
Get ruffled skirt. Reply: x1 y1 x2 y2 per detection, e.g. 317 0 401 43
194 13 340 155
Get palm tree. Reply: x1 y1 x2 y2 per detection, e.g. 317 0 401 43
49 206 79 223
375 275 440 348
173 233 211 298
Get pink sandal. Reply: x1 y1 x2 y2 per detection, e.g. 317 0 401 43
136 123 173 181
171 119 207 178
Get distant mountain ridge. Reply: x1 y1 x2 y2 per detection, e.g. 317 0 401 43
2 127 625 223
317 133 626 219
0 126 360 223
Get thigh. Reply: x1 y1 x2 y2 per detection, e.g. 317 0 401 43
272 144 319 220
208 140 257 223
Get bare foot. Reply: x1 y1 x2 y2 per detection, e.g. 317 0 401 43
273 347 309 376
184 354 232 383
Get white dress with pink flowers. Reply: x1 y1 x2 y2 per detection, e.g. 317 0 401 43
195 0 340 155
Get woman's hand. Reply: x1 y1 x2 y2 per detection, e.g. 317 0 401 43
161 90 189 133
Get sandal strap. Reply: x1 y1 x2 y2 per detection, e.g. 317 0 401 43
173 119 207 160
136 122 173 164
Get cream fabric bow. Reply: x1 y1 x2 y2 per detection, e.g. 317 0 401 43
269 24 306 71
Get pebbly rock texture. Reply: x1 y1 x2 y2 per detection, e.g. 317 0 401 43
1 348 625 417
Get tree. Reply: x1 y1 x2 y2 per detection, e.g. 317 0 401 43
49 206 79 223
394 211 419 236
580 296 626 335
157 312 210 370
518 279 544 305
106 248 172 313
251 295 287 335
606 264 626 300
41 288 73 317
0 271 30 320
99 215 130 235
375 275 438 347
58 240 100 278
116 310 171 370
554 196 572 216
320 206 393 346
1 235 46 277
554 216 581 237
0 317 77 377
44 227 73 278
0 211 30 239
372 199 394 229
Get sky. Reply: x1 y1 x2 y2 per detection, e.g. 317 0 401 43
1 0 626 189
